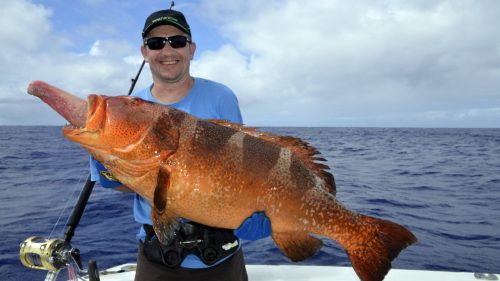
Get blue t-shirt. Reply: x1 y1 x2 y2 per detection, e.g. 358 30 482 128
90 77 244 268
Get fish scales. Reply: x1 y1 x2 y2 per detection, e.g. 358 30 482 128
27 80 417 281
179 120 328 229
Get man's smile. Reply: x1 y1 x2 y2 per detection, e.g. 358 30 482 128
160 60 178 65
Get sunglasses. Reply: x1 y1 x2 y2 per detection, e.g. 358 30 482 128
144 35 191 50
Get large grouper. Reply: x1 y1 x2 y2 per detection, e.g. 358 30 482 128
28 80 416 281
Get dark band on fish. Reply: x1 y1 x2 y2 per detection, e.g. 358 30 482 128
242 135 281 176
290 156 316 190
151 111 185 151
193 121 235 152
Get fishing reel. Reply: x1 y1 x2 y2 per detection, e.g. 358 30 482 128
19 236 83 272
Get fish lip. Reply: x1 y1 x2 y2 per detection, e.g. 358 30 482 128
62 94 104 136
85 94 105 132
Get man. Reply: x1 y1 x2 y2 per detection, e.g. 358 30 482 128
90 7 271 281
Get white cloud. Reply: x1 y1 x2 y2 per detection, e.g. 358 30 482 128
192 44 267 106
0 0 55 125
0 0 146 125
0 0 52 52
89 41 104 56
456 108 500 119
0 0 499 127
88 39 137 58
193 0 500 127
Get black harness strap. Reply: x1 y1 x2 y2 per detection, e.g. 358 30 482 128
142 222 239 267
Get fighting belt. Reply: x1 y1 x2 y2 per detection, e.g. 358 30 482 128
142 222 240 267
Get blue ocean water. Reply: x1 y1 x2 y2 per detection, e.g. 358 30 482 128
1 126 499 280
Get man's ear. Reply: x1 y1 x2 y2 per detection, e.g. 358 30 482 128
141 45 148 62
190 41 196 60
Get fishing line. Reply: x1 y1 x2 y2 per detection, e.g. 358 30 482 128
48 171 87 239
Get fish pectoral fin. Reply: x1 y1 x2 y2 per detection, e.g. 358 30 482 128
151 166 180 244
272 232 323 262
153 167 171 214
151 209 181 245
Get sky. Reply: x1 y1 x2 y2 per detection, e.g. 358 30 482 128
0 0 499 128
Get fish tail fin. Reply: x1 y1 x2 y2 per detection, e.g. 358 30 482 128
344 215 417 281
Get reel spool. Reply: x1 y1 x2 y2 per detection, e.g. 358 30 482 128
20 236 81 272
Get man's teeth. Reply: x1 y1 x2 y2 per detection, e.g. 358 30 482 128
161 61 177 65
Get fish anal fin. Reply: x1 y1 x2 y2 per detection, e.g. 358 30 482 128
272 232 323 262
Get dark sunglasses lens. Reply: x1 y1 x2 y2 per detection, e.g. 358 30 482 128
146 36 189 50
146 38 166 50
168 36 188 48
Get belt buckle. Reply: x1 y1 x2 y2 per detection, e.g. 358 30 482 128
179 239 203 249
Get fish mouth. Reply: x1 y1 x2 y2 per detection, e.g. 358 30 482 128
85 95 106 131
62 95 106 145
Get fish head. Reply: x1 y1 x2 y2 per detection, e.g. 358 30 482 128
63 94 182 200
28 81 182 201
63 94 169 160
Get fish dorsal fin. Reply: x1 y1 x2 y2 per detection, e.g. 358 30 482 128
207 119 336 194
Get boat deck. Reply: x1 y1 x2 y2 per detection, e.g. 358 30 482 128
77 263 499 281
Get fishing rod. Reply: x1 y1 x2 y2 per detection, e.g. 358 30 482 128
20 178 96 281
20 60 146 281
128 60 146 96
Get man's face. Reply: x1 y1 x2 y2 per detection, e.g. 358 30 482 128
141 25 196 84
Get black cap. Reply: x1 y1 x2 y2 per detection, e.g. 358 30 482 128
142 9 191 38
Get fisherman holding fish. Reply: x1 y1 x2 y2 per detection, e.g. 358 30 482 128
29 3 417 281
89 6 271 281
